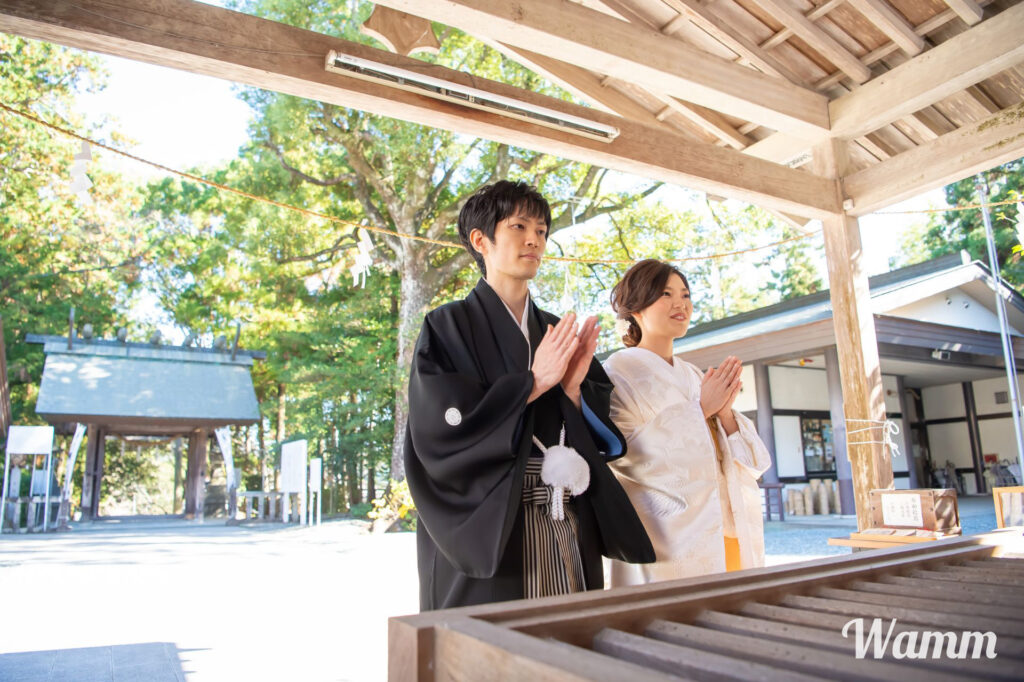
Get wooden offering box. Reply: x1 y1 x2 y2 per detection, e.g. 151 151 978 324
390 532 1024 681
868 488 960 533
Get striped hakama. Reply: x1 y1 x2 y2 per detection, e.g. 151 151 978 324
521 457 586 598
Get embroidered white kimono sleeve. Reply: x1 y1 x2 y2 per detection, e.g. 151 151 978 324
603 347 772 586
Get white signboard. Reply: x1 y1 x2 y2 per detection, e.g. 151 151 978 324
280 440 308 494
2 425 55 532
5 425 54 456
881 493 924 527
309 457 322 493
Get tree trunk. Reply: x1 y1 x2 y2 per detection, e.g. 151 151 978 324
390 258 432 482
366 459 376 503
275 382 286 444
257 417 267 491
275 382 285 490
346 450 360 506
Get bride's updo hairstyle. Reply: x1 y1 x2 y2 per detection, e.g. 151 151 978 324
610 259 689 348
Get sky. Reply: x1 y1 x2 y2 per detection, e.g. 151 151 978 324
71 51 946 335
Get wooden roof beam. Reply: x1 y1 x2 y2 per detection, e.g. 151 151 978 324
943 0 985 25
483 41 711 144
658 98 754 149
656 0 806 83
830 2 1024 140
846 0 925 56
0 0 839 218
812 0 995 90
489 37 810 226
844 102 1024 216
370 0 830 137
759 0 847 50
747 0 872 83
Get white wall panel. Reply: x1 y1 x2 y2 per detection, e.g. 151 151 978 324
925 422 972 468
887 292 1002 333
734 364 758 412
972 375 1024 415
769 366 829 411
882 374 900 413
979 417 1018 464
921 383 966 420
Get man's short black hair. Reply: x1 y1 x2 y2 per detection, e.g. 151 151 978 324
457 180 552 275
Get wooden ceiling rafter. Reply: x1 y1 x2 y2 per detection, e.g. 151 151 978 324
845 0 926 55
942 0 986 24
829 1 1024 140
844 101 1024 215
587 0 758 149
1 0 1020 224
649 0 807 82
369 0 831 137
0 0 842 218
812 0 996 91
745 0 873 83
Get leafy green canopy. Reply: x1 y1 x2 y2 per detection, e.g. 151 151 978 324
911 160 1023 290
1 36 143 427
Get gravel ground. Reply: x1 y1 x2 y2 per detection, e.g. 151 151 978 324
0 495 1002 681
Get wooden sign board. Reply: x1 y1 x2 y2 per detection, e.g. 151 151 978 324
868 488 959 532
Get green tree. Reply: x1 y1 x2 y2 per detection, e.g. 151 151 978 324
216 0 660 482
918 160 1024 289
531 192 817 352
0 36 142 432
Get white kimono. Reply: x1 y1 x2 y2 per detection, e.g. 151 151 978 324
603 347 772 586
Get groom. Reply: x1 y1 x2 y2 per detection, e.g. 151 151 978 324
403 180 653 611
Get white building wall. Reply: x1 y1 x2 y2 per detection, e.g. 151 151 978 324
979 418 1018 465
734 364 758 412
921 383 966 420
972 375 1024 415
882 375 900 413
768 366 829 411
925 422 973 469
887 292 1004 334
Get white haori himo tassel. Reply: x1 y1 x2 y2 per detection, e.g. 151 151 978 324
532 426 589 521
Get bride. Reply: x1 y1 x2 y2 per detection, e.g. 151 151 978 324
603 259 772 586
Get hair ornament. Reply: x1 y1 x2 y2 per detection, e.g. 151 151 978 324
614 317 633 338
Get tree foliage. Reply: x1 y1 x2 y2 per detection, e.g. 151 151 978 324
5 12 830 516
915 160 1024 289
0 35 142 428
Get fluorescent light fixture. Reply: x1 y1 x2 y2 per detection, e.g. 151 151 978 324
325 51 619 143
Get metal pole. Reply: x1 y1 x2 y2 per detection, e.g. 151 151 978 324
976 174 1024 473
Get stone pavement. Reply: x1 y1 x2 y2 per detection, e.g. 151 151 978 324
0 496 1001 681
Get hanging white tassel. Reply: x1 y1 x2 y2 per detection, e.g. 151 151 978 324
532 426 589 521
69 141 92 201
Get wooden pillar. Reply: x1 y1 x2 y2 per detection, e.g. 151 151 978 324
172 437 183 514
825 346 856 515
79 425 105 521
962 382 985 494
754 362 779 483
183 431 208 520
910 389 934 486
895 375 919 488
815 139 892 529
